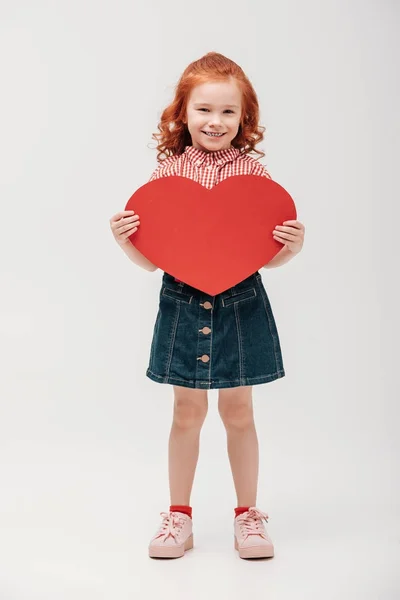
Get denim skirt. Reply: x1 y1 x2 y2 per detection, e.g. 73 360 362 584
146 271 285 390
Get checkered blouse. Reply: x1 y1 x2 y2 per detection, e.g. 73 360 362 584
148 145 271 188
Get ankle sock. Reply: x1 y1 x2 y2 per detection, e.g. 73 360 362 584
235 506 250 518
170 505 192 519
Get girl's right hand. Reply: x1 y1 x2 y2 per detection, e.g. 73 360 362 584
109 210 140 246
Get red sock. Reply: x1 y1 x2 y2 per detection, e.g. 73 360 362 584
170 505 192 519
235 506 250 518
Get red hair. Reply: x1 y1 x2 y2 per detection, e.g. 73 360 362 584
151 52 266 161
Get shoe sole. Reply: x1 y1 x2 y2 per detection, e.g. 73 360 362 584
234 536 274 559
149 534 194 558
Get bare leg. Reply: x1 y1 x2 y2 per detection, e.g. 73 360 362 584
218 386 259 507
168 386 208 505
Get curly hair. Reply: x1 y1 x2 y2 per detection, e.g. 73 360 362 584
151 52 266 162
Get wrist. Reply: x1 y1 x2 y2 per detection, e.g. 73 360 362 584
264 246 294 269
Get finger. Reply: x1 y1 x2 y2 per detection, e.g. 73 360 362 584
114 218 140 231
282 220 302 229
275 225 298 234
124 227 139 239
119 215 140 225
283 221 304 233
119 222 140 234
273 235 286 244
118 228 138 243
273 231 297 241
110 211 135 222
123 227 138 238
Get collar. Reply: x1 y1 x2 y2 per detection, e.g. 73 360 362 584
183 145 241 167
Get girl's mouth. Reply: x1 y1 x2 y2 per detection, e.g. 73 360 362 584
202 131 226 138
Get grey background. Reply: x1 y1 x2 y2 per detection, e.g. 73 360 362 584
0 0 399 598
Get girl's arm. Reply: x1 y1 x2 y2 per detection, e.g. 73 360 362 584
119 242 158 271
263 246 294 269
110 210 158 271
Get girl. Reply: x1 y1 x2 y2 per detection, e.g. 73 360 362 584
109 52 305 560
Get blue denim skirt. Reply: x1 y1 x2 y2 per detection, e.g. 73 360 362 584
146 271 285 389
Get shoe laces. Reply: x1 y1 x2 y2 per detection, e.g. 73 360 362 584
156 511 186 541
236 507 269 539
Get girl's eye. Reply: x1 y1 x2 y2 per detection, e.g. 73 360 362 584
197 109 234 114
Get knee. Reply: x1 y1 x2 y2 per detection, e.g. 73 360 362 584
218 401 254 431
173 397 208 430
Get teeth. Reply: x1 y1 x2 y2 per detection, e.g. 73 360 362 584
204 132 224 137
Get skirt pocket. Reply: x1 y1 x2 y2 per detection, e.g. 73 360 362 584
162 286 194 304
221 286 257 308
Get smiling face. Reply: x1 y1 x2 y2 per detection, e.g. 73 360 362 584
185 78 243 152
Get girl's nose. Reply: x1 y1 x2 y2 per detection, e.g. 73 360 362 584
208 114 222 126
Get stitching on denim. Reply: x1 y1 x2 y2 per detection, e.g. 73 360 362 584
221 287 256 308
164 301 180 380
162 287 193 304
147 368 285 383
146 368 285 387
149 310 161 370
234 302 245 385
207 297 215 387
195 298 202 381
256 277 281 371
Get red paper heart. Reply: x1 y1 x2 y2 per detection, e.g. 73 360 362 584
125 175 296 295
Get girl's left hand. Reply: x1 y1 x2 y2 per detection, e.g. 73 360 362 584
273 220 305 254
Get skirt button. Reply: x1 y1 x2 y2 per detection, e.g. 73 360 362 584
200 327 211 335
198 354 210 363
202 301 213 310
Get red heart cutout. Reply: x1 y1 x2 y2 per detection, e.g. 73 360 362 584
125 175 296 295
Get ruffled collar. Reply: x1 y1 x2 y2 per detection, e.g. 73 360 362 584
183 145 241 167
